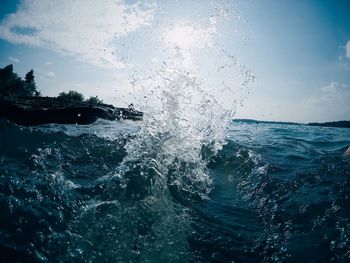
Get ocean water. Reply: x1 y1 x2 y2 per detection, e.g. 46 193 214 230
1 118 350 262
1 3 349 261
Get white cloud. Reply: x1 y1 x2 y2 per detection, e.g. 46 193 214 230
301 82 350 121
8 56 20 63
346 40 350 59
35 68 56 79
304 82 350 105
0 0 155 68
44 71 56 79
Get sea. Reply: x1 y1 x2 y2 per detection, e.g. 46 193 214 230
1 7 350 260
1 117 350 262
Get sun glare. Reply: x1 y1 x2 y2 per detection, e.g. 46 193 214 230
164 24 212 50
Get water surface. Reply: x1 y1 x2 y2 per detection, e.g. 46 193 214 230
1 119 349 262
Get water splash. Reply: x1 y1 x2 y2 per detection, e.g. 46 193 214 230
92 5 255 260
119 10 254 199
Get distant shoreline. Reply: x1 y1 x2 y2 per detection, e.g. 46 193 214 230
307 121 350 129
232 119 350 129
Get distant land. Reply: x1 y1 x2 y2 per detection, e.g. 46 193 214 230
233 119 350 128
0 64 142 126
0 96 143 126
232 119 300 126
308 121 350 128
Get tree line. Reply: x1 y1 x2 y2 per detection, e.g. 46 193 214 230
0 64 103 104
0 64 39 97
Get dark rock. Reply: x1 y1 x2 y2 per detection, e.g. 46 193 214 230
0 97 143 126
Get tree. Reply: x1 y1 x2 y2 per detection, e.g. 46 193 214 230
57 90 85 101
6 74 25 96
0 65 40 97
24 69 39 96
0 64 14 82
0 64 24 97
86 96 103 104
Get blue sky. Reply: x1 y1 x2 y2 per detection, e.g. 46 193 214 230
0 0 349 123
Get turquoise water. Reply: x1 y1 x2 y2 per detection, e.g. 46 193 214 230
1 118 350 262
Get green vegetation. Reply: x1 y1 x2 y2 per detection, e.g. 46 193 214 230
24 70 40 96
57 92 104 104
57 90 85 101
1 64 104 104
86 96 103 104
0 64 40 97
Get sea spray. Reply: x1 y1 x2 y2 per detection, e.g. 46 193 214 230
106 10 255 261
120 21 255 199
68 6 254 261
